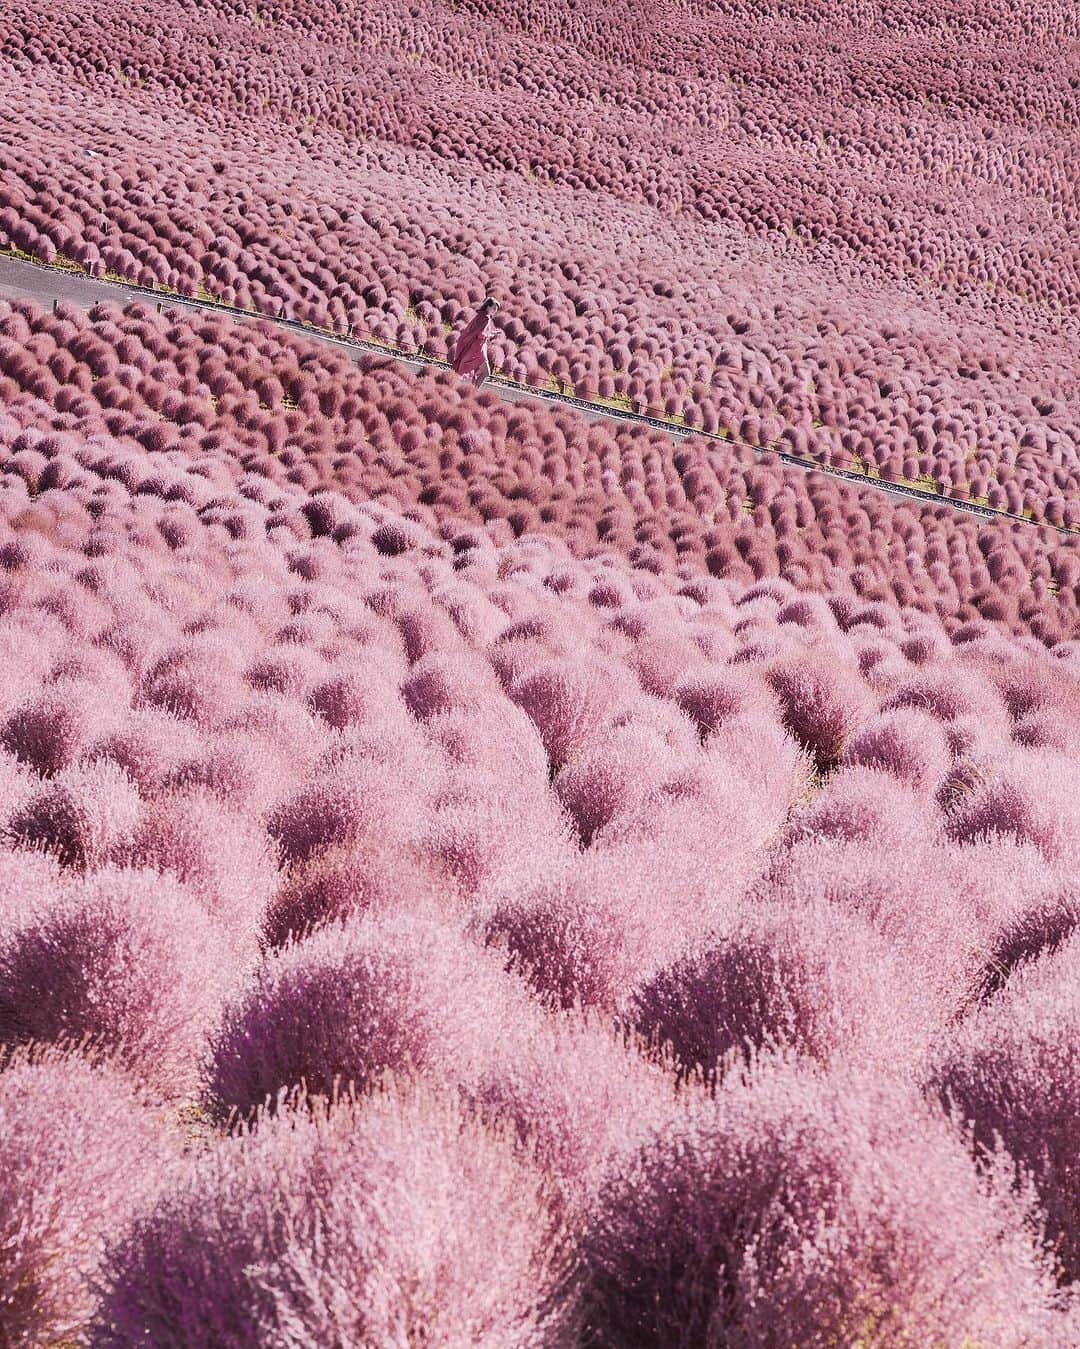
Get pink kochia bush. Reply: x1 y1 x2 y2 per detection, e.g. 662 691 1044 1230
581 1055 1066 1346
629 899 935 1083
932 932 1080 1285
0 220 1076 1338
0 1048 173 1346
93 1083 571 1346
0 869 236 1095
206 913 518 1121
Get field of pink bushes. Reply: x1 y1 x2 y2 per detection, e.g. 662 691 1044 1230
1 295 1078 649
2 0 1080 1340
1 0 1079 526
0 290 1079 1340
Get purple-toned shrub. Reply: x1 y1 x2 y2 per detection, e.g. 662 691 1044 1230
206 912 518 1120
127 790 278 951
465 1009 679 1213
87 707 202 793
94 1083 569 1346
843 705 952 793
766 652 875 769
933 934 1080 1283
946 748 1080 865
971 888 1080 1006
0 687 112 776
630 899 938 1082
0 868 236 1094
509 658 621 771
261 839 446 949
6 758 141 869
266 757 423 865
553 727 674 845
485 843 737 1013
581 1057 1063 1345
787 766 938 849
672 665 779 740
0 1048 173 1347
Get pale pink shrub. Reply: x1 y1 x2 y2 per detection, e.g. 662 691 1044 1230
0 686 113 776
0 868 235 1094
267 757 422 865
400 649 499 720
933 933 1080 1283
843 705 952 793
168 736 295 818
261 839 448 949
6 758 141 869
128 790 278 950
421 778 570 896
141 638 246 726
946 748 1080 865
206 912 517 1120
760 838 984 1014
630 899 939 1083
465 1010 680 1213
765 651 875 768
554 726 675 845
421 701 550 787
485 844 737 1013
94 1083 570 1347
788 766 938 849
581 1057 1063 1345
0 1048 173 1347
971 888 1080 1006
672 665 779 740
509 658 621 770
88 707 202 793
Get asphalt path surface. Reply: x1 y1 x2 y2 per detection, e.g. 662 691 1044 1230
0 253 1071 539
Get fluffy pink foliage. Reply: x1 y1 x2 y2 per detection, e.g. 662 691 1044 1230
0 1049 173 1345
788 766 937 849
465 1010 678 1214
509 659 621 771
843 705 952 793
946 748 1080 865
933 933 1080 1284
128 790 278 949
630 899 938 1082
485 842 738 1013
206 913 518 1120
6 758 141 868
0 868 236 1094
94 1084 570 1346
261 839 447 949
766 651 876 768
581 1056 1065 1345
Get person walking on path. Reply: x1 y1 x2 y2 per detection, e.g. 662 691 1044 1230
450 297 500 387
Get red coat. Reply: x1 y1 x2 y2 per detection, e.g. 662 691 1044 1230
451 311 494 383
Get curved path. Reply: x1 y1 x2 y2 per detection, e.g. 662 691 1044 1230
0 252 1072 540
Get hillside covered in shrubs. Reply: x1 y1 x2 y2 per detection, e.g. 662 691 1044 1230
0 0 1079 1343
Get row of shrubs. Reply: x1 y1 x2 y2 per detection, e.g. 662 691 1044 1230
1 294 1078 646
1 0 1078 521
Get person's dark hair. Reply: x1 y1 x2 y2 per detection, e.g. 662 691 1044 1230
480 298 500 314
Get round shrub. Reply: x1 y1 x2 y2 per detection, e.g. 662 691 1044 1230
843 705 952 793
206 912 517 1121
6 759 141 869
0 868 236 1094
630 899 938 1083
94 1082 569 1346
932 932 1080 1284
581 1056 1063 1345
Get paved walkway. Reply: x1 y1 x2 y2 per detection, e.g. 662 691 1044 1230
0 252 1070 539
